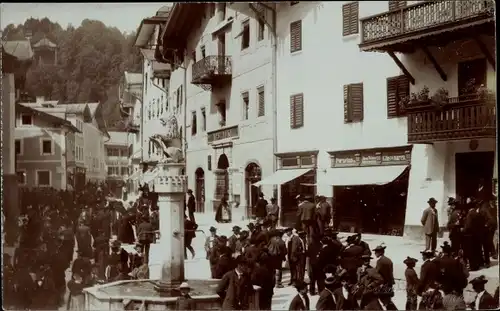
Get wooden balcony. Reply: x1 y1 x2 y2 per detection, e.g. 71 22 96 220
191 55 232 90
407 95 496 144
359 0 495 53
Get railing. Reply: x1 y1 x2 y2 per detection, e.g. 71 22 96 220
407 95 496 143
361 0 494 44
192 55 232 83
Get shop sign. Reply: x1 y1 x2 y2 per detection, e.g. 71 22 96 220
330 147 411 167
207 125 239 144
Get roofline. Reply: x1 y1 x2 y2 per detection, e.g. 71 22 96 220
17 104 81 133
134 16 169 48
161 4 205 51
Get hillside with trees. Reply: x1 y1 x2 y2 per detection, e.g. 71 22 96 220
3 17 143 125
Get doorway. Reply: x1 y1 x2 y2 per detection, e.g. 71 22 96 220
245 163 261 218
455 151 494 203
213 154 229 213
195 168 205 213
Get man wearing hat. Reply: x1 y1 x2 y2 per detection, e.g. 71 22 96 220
373 245 395 290
469 275 496 310
421 197 440 252
216 256 254 310
297 195 316 245
340 235 364 285
186 189 196 223
316 196 332 236
176 282 195 310
447 197 465 254
209 235 228 278
266 197 280 229
417 250 439 295
435 241 467 293
254 192 268 223
316 274 337 310
334 269 359 310
288 280 310 311
355 254 384 308
403 257 419 310
205 226 219 259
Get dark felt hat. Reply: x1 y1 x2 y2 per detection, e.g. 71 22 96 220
447 197 457 205
219 235 228 242
440 241 452 252
346 235 356 244
403 256 418 265
232 225 241 231
373 245 387 252
361 254 373 260
209 226 217 232
469 275 488 285
420 249 435 256
187 189 193 194
428 197 438 204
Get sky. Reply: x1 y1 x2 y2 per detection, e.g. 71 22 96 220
1 3 170 34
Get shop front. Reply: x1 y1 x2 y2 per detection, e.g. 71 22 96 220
255 150 318 227
325 146 412 236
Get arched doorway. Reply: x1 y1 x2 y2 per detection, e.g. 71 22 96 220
213 154 229 213
195 168 205 213
245 163 261 218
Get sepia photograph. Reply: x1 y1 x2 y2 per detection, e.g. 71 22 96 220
1 1 498 310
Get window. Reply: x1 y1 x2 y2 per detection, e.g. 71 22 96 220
290 93 304 129
387 75 410 118
121 167 128 176
258 20 265 41
290 20 302 53
257 86 265 117
41 139 52 155
241 20 250 50
15 139 22 155
201 45 206 59
107 148 119 157
192 51 196 63
21 114 33 126
217 100 227 126
36 170 51 186
144 73 148 93
344 83 364 123
107 166 119 176
342 2 359 36
16 171 26 185
201 108 207 131
242 92 250 120
458 58 487 96
191 111 198 136
176 86 183 109
388 1 407 11
160 95 164 114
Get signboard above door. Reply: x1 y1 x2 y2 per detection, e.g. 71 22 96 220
329 146 412 168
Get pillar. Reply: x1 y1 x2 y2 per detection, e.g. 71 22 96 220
153 162 187 295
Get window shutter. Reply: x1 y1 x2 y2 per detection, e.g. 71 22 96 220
342 4 351 37
290 95 296 128
290 20 302 52
350 83 364 121
258 88 265 117
387 77 399 118
344 85 351 123
290 94 304 128
389 1 407 11
349 2 359 36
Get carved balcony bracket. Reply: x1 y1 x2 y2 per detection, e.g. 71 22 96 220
421 46 447 82
473 37 496 71
387 51 415 85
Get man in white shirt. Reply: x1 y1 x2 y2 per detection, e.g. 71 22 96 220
469 275 496 310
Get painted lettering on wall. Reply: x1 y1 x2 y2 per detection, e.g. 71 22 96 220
330 147 411 167
207 125 239 144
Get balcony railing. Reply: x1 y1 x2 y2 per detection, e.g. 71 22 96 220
191 55 232 85
407 95 496 143
360 0 494 49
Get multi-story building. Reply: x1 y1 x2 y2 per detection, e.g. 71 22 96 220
2 39 33 244
133 6 172 186
358 0 496 237
83 103 109 183
119 71 143 197
15 99 80 189
105 131 130 199
250 1 495 236
161 3 275 220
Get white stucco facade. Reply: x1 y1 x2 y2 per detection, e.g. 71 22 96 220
167 4 275 219
83 121 107 182
275 1 496 236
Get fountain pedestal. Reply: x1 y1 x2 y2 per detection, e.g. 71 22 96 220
84 162 222 310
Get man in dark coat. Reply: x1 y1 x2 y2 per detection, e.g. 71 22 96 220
228 225 242 254
215 246 235 279
333 270 359 310
307 235 323 295
404 256 419 310
137 214 154 263
288 230 306 285
72 250 93 281
469 275 496 310
316 196 331 236
316 275 337 310
267 229 287 288
373 245 395 289
446 197 464 254
435 241 467 293
118 213 135 244
355 233 372 256
463 200 486 271
417 250 439 295
76 221 93 259
297 196 316 244
184 216 198 259
421 197 440 252
341 235 364 285
186 189 196 223
288 280 310 311
210 236 228 278
216 256 255 310
251 253 274 310
254 192 268 223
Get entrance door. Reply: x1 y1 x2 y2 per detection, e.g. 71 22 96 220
455 151 494 203
245 163 261 218
195 168 205 213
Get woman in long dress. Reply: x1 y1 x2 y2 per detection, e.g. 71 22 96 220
215 194 232 223
67 273 85 311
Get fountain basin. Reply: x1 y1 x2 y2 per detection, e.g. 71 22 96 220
84 279 221 310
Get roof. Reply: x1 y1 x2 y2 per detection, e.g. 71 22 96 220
17 104 80 133
63 103 92 122
106 131 129 146
156 5 172 16
2 40 34 61
134 15 169 48
87 103 99 116
161 4 206 53
152 61 171 74
125 72 143 85
33 37 57 48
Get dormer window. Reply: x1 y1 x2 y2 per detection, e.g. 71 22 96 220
21 114 33 126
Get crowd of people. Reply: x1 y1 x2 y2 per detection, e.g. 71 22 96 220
3 181 499 311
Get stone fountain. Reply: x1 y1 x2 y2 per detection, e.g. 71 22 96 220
83 116 221 310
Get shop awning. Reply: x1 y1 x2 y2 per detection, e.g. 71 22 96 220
324 165 408 186
253 168 311 186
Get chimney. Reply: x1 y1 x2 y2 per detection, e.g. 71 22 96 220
36 96 45 104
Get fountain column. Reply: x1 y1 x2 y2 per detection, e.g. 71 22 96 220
152 162 187 295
